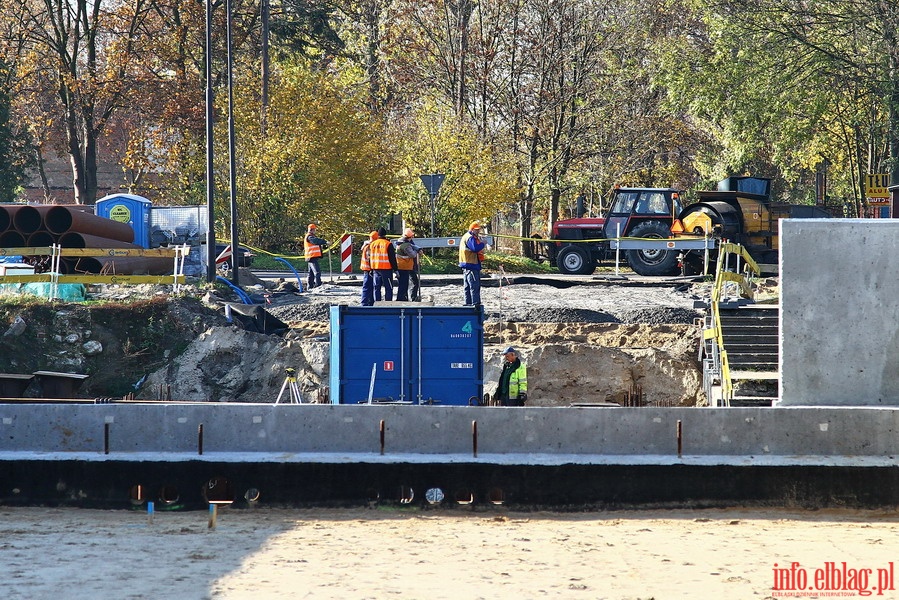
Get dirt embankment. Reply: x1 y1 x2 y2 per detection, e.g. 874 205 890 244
0 276 710 406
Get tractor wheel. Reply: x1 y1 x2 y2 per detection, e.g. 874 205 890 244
556 246 596 275
625 220 680 276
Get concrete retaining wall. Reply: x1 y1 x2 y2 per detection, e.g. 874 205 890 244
781 219 899 405
2 404 898 459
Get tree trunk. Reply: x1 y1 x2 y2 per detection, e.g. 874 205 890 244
365 1 382 112
890 52 899 187
64 97 88 205
519 185 535 258
83 117 99 204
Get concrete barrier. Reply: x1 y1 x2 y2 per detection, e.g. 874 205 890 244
781 219 899 406
2 404 898 509
2 404 898 459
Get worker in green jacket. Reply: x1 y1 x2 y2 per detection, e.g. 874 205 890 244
496 346 528 406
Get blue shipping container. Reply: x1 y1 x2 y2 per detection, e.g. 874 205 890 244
329 305 484 405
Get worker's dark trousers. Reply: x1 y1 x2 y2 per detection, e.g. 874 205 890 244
374 269 393 301
463 269 481 305
361 271 375 306
396 270 411 301
307 259 322 289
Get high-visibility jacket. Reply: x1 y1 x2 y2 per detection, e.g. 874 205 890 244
369 238 392 270
395 237 417 271
304 234 323 260
458 231 485 270
360 241 373 272
508 363 528 398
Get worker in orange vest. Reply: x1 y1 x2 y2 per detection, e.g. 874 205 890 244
459 221 488 305
395 228 422 301
370 226 397 301
360 231 378 306
304 224 328 289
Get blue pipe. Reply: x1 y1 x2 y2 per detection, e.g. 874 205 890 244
274 257 304 292
216 275 254 304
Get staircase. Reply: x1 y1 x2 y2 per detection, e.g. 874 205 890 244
718 303 779 406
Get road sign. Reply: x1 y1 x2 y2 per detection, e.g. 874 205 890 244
419 173 446 241
419 173 445 196
866 173 889 199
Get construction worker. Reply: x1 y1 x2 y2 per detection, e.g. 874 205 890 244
496 347 528 406
459 221 488 305
394 228 423 301
304 224 328 289
370 226 397 301
359 231 378 306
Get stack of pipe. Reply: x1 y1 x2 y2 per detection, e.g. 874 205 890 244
0 204 173 275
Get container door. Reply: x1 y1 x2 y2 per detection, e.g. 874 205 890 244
329 306 411 404
411 306 483 405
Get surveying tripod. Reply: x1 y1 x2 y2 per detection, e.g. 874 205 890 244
275 367 303 404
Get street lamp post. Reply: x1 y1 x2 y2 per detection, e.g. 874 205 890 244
226 0 239 285
205 0 216 283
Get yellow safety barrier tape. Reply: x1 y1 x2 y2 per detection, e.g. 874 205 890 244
227 230 713 262
489 232 711 244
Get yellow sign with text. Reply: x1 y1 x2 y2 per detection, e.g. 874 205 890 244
866 173 889 199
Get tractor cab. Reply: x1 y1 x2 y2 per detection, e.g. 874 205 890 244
602 188 683 240
549 186 685 276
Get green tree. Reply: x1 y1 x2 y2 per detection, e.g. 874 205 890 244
227 62 399 251
5 0 162 204
390 99 517 237
662 0 899 209
0 63 34 202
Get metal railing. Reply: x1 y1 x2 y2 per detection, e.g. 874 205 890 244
0 244 190 299
702 243 760 407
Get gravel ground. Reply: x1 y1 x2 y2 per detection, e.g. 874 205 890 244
263 275 707 325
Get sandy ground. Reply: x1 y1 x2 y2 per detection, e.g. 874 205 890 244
2 506 898 600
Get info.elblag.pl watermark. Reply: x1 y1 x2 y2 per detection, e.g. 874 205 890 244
772 562 895 597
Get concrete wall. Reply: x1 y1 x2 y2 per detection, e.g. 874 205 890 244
780 219 899 405
2 404 898 459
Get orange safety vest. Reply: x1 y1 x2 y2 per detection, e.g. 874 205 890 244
304 235 323 260
458 232 481 266
369 238 392 270
360 241 372 272
395 240 415 271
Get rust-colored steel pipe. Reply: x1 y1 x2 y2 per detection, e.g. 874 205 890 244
27 231 56 248
0 230 25 248
58 232 136 249
45 205 134 242
6 205 42 234
59 232 173 274
73 255 174 275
